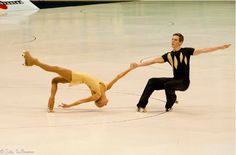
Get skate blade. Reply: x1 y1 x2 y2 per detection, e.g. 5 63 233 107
48 109 54 113
22 53 27 66
136 107 147 113
22 52 31 66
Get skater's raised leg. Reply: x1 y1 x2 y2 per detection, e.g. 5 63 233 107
34 60 72 82
22 51 72 82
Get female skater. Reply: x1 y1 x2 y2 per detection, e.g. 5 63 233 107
22 51 135 112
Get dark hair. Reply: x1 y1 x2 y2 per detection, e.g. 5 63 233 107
173 33 184 42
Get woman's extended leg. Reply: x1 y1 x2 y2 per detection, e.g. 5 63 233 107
23 51 72 82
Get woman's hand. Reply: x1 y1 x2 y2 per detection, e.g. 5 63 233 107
58 103 71 108
130 63 138 69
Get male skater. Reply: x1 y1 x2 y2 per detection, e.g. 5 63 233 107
131 33 231 112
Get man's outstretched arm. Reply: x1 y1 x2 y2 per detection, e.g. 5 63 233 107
129 56 164 70
193 44 231 56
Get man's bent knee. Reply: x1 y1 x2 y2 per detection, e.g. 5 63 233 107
147 78 156 86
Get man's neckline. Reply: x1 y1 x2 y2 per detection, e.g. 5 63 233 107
173 48 182 52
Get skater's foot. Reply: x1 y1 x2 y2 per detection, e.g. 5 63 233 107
165 108 173 112
48 109 54 113
22 50 36 66
137 107 147 113
48 97 55 112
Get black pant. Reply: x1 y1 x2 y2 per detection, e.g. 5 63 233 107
137 78 190 109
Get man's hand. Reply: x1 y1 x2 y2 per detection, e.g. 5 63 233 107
58 103 71 108
220 44 231 50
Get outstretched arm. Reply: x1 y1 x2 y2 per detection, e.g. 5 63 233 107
106 56 165 90
106 67 134 90
130 56 164 68
59 93 101 108
193 44 231 56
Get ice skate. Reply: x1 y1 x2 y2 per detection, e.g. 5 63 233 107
48 98 55 113
47 109 54 113
136 107 147 113
22 50 36 66
165 107 173 112
48 105 55 113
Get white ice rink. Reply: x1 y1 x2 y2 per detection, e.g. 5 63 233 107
0 1 235 155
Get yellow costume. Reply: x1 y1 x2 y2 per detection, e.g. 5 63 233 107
69 72 105 96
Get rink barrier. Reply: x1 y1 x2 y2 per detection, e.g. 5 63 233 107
0 0 39 11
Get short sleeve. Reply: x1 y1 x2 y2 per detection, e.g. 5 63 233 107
184 47 195 56
162 52 169 62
